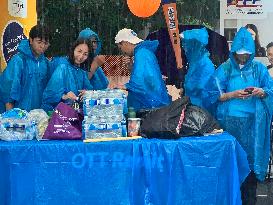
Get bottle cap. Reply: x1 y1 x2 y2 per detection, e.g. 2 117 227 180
128 107 136 118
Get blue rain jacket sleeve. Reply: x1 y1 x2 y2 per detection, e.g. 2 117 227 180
42 59 93 112
0 58 22 113
125 40 170 111
0 40 50 111
48 56 68 76
205 62 229 113
0 102 5 114
182 28 215 110
206 27 273 181
90 67 109 90
0 55 23 103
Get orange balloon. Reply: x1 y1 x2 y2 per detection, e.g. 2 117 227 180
127 0 161 18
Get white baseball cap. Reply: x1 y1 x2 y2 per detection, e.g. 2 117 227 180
115 28 143 44
236 49 252 54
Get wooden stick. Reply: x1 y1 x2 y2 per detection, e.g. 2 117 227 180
83 136 142 143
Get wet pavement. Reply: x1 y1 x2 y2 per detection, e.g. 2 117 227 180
257 162 273 205
256 179 273 205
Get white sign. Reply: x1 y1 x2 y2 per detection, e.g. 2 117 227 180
224 0 266 19
8 0 27 18
167 7 176 30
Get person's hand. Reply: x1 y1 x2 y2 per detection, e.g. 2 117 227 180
109 83 126 90
62 91 77 101
229 89 251 100
5 102 14 111
78 90 87 101
162 75 168 82
252 87 266 98
123 56 133 71
94 55 106 66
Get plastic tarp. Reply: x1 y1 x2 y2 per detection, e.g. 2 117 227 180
0 132 249 205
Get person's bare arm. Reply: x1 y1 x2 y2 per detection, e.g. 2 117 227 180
89 55 106 79
5 102 14 111
219 90 251 101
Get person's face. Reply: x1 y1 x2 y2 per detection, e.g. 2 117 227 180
29 37 50 57
233 53 251 65
73 43 89 66
247 28 256 41
267 46 273 65
90 36 98 52
117 41 133 57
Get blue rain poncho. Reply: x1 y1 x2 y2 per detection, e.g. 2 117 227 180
182 28 215 110
0 39 50 112
48 56 66 77
78 28 109 90
125 40 170 111
207 27 273 181
0 102 5 114
41 57 93 111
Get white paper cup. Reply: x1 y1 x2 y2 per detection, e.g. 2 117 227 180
128 118 141 137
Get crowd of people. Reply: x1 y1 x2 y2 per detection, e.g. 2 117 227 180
0 23 273 205
181 25 273 205
0 25 170 114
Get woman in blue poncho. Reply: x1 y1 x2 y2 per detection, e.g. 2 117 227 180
180 27 215 111
78 28 109 90
41 38 93 112
207 27 273 205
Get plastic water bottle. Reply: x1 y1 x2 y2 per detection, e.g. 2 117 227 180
128 107 136 118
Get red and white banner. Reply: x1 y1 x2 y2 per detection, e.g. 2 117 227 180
224 0 266 19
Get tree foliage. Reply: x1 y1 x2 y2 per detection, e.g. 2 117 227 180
37 0 219 56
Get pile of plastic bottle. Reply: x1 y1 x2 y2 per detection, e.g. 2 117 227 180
0 108 36 141
82 89 128 139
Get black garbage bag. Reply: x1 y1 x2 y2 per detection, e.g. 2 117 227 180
141 97 220 139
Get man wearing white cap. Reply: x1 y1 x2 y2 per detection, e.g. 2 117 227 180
113 28 170 111
207 27 273 205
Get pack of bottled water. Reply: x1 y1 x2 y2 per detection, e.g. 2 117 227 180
82 89 127 139
0 108 37 141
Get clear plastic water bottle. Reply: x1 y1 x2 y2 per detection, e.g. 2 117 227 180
121 117 127 137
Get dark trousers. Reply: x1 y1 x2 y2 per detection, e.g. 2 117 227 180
240 171 258 205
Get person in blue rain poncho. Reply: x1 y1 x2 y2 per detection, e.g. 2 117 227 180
78 28 109 90
113 28 170 111
41 38 93 112
0 103 5 114
180 27 215 111
0 25 51 112
206 27 273 205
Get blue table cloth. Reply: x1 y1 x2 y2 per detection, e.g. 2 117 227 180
0 132 249 205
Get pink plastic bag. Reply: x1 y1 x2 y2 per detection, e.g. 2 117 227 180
43 102 83 140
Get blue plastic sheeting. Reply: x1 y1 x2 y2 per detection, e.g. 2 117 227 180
0 132 249 205
125 40 171 111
